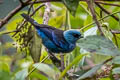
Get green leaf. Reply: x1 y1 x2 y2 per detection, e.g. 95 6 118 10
108 17 120 30
62 0 79 16
83 15 93 27
99 77 111 80
83 27 97 37
101 26 113 41
113 34 120 48
15 68 28 80
33 63 59 79
70 15 84 29
112 67 120 74
112 56 120 64
77 35 120 56
74 69 90 77
30 71 48 80
59 54 86 79
48 15 64 28
77 63 103 80
0 70 12 80
0 62 10 72
30 33 42 63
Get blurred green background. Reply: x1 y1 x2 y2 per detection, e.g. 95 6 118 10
0 0 120 80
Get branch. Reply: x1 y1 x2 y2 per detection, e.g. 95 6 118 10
96 1 120 7
43 2 51 24
86 0 104 35
0 3 45 36
0 30 18 35
28 0 61 4
0 0 30 29
0 4 23 28
95 3 119 21
103 57 113 64
80 11 120 30
27 55 49 77
12 4 45 37
0 0 120 29
94 0 120 2
19 0 24 4
30 4 45 17
112 32 119 48
30 0 120 4
27 0 38 15
0 0 60 29
32 0 120 3
0 0 2 4
111 30 120 34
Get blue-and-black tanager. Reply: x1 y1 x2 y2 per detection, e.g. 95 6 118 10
21 13 83 53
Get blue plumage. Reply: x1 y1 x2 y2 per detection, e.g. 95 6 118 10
21 13 83 53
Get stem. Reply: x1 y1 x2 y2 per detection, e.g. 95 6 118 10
86 0 104 35
80 11 120 30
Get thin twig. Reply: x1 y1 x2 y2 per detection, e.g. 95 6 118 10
28 0 61 4
0 0 59 29
103 57 113 64
112 33 119 48
95 3 119 21
4 4 120 35
30 0 120 4
0 0 30 28
86 0 104 35
43 2 51 24
27 0 37 15
12 4 45 37
111 30 120 34
27 55 49 77
0 0 120 29
110 29 120 48
80 11 120 31
0 30 18 35
0 4 24 28
96 1 120 7
60 54 65 71
0 4 45 36
30 4 45 17
19 0 24 4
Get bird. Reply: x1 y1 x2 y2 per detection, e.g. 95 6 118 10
21 13 83 53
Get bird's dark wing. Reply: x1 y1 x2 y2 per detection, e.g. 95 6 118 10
52 30 68 48
38 25 59 41
39 26 67 48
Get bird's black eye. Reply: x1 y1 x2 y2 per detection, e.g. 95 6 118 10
73 34 80 38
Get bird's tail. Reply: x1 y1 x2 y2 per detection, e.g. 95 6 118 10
21 13 40 28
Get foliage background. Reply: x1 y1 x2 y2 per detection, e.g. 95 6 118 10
0 0 120 80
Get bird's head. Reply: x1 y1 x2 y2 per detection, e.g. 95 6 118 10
63 29 83 44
